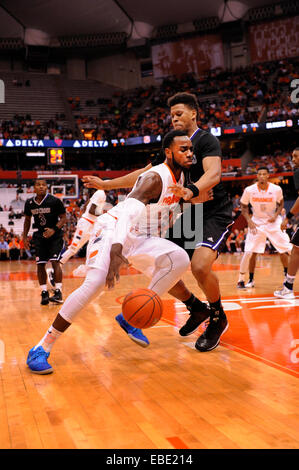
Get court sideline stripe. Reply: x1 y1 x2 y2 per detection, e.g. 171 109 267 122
220 341 299 379
167 436 189 449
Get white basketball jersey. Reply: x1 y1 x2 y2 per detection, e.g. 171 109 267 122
100 163 184 238
240 182 283 225
83 190 106 221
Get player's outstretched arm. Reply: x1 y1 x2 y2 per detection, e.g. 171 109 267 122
82 164 152 191
169 156 221 202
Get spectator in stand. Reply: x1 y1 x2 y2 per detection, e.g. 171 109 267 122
9 236 21 260
2 59 298 142
226 231 237 253
235 229 245 252
0 236 9 260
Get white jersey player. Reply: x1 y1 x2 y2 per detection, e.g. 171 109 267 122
46 189 106 285
27 130 193 374
237 166 292 288
60 189 106 265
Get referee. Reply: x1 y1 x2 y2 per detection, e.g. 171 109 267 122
22 179 66 305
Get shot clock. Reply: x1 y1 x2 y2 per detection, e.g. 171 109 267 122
47 148 65 166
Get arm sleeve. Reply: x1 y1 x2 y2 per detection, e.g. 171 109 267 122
90 190 106 206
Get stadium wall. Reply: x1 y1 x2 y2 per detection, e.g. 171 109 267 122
87 52 155 90
66 58 86 80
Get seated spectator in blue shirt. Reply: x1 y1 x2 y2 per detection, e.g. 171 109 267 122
0 236 9 260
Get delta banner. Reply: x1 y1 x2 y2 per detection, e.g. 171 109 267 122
152 34 224 79
0 135 162 149
249 16 299 63
0 118 298 150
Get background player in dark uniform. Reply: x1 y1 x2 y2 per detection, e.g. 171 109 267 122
275 147 299 299
22 179 66 305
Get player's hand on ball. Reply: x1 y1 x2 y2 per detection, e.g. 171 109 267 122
106 243 129 289
82 175 106 189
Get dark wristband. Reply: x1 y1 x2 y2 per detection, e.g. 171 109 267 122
53 226 60 233
286 211 294 220
186 184 199 198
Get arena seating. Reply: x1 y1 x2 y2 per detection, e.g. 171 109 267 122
2 59 298 142
0 72 68 124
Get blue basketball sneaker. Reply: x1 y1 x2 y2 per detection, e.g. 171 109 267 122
27 346 53 374
115 313 149 348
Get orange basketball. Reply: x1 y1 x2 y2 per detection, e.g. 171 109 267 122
122 288 163 329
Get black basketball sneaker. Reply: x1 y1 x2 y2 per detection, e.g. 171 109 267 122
195 310 228 352
41 290 49 305
179 301 211 336
49 289 63 304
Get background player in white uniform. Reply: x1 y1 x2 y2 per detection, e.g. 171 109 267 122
60 189 106 265
26 130 193 374
237 166 292 288
47 189 106 283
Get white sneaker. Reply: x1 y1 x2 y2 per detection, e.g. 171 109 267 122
245 281 255 288
274 286 295 299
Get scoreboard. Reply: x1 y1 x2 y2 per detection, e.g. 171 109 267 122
47 148 65 165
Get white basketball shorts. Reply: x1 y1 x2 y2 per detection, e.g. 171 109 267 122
244 223 292 254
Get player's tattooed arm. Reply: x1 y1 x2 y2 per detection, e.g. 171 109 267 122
82 164 152 190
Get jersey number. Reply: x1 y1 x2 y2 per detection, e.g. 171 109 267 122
260 204 267 212
39 213 47 226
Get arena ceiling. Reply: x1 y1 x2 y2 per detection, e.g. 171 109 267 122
0 0 283 39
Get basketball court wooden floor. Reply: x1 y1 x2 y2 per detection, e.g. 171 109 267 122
0 253 298 449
